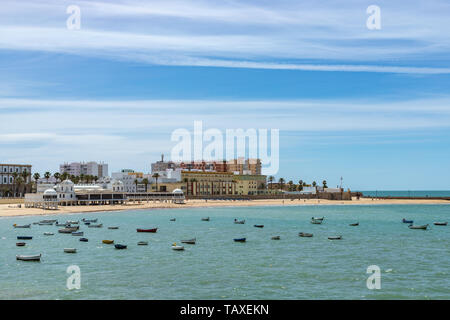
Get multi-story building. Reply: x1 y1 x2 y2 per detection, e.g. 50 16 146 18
0 163 32 197
181 171 236 196
111 169 145 193
60 161 108 178
234 174 267 195
226 158 261 175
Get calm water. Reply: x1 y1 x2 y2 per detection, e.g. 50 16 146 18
361 190 450 197
0 204 449 300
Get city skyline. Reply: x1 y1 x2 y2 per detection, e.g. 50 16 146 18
1 0 450 190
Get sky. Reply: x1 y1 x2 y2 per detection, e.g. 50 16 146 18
0 0 450 190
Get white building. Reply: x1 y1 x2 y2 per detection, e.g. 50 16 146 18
59 161 108 177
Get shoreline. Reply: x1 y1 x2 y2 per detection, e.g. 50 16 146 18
1 197 449 218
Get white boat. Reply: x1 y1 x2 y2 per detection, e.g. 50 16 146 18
43 232 54 236
66 220 79 224
171 243 185 251
64 248 77 253
408 224 428 230
38 222 54 226
16 254 41 261
234 219 245 224
311 219 323 225
13 224 31 228
328 236 343 240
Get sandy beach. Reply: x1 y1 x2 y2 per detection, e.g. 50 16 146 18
0 197 449 218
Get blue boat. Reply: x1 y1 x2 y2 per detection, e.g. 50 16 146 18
79 238 88 242
234 238 246 242
115 244 127 249
402 218 414 224
17 236 32 240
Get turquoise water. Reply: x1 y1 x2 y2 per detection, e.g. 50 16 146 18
360 190 450 197
0 204 449 300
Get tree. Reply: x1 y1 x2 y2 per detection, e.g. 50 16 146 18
152 173 160 192
183 178 189 195
53 172 61 183
44 172 51 183
134 179 139 192
15 176 24 197
33 172 40 183
312 181 317 187
142 178 149 192
298 180 304 191
278 178 285 191
11 172 18 197
268 176 274 189
79 174 85 184
322 180 328 188
288 180 294 191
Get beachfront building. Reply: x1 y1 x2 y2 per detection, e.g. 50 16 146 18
112 169 145 192
0 163 32 197
181 171 236 196
234 174 267 195
24 188 59 210
59 161 109 178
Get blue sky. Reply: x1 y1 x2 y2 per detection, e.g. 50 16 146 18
1 0 450 190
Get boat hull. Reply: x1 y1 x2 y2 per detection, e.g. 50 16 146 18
137 228 157 233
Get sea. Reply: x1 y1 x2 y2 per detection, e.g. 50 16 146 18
360 190 450 198
0 204 449 299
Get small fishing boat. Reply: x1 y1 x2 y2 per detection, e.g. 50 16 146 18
234 219 245 224
72 232 84 236
102 240 114 244
16 242 26 247
310 219 323 225
40 219 57 223
402 218 414 224
137 241 148 245
271 236 281 240
55 222 69 227
181 238 196 244
171 243 184 251
79 238 88 242
13 224 31 228
114 244 127 249
64 226 79 231
434 221 448 226
16 254 41 261
254 224 264 228
312 217 324 221
234 238 246 242
328 236 342 240
349 222 359 226
299 232 313 237
84 222 91 225
170 218 176 221
136 228 158 233
82 218 97 223
58 228 73 234
67 220 79 224
64 248 77 253
43 232 54 236
108 226 119 230
201 217 210 221
17 236 32 240
38 221 54 226
88 224 103 228
32 222 40 225
408 224 428 230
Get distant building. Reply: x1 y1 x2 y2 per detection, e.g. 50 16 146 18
60 161 108 177
0 163 32 197
111 169 144 193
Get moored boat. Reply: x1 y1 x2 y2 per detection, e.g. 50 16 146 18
402 218 414 224
82 218 97 223
79 238 89 242
408 224 428 230
64 248 77 253
88 224 103 228
171 243 184 251
13 224 31 228
44 232 54 236
137 228 158 233
102 240 114 244
40 219 56 223
58 228 73 234
181 238 196 244
234 238 246 242
137 241 148 245
108 226 119 230
55 222 69 227
312 217 324 221
72 232 84 236
299 232 313 237
349 222 359 226
311 219 323 225
170 218 176 221
17 236 32 240
271 236 281 240
234 219 245 224
434 222 447 226
254 224 264 228
328 236 342 240
38 222 54 226
67 220 79 224
16 242 26 246
16 254 41 261
201 217 210 221
114 244 127 249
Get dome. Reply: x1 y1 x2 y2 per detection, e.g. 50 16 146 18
60 179 74 185
172 188 184 194
43 188 57 195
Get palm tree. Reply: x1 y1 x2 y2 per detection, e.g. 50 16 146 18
33 172 40 183
152 173 160 192
93 176 98 184
53 172 61 183
15 176 24 197
11 172 18 197
44 171 51 183
183 178 189 195
142 178 149 192
312 181 317 187
288 180 294 191
322 180 328 188
298 180 304 191
134 179 139 192
268 176 274 189
278 178 285 192
79 174 85 184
